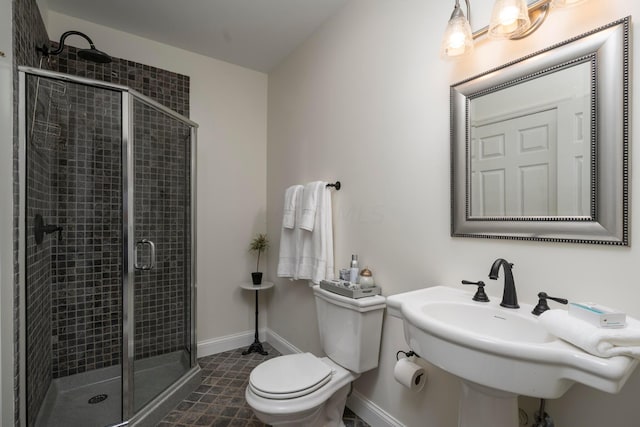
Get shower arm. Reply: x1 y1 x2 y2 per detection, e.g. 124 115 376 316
38 30 98 57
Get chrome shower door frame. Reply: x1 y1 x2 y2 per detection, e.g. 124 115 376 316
18 67 199 427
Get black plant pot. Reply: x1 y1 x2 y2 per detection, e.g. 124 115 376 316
251 272 263 285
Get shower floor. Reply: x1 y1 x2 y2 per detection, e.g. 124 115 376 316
35 350 191 427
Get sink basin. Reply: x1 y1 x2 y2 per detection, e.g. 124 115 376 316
420 302 554 344
387 286 638 399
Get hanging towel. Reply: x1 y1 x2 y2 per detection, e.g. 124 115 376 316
283 185 303 229
297 182 334 284
277 185 304 278
539 309 640 358
299 181 324 231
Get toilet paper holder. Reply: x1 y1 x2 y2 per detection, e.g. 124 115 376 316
394 349 427 392
396 349 420 360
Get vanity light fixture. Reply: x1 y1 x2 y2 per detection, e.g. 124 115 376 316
441 0 475 57
441 0 588 58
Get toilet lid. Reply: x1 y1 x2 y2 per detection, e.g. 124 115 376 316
249 353 334 399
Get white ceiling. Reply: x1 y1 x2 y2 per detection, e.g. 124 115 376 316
47 0 349 72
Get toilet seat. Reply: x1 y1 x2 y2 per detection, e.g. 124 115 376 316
249 353 334 400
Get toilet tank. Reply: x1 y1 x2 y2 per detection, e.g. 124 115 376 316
312 285 386 374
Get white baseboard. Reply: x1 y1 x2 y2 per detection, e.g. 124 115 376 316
197 329 401 427
197 329 267 358
265 328 303 355
346 389 405 427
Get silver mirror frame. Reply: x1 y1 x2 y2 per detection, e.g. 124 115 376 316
451 17 630 245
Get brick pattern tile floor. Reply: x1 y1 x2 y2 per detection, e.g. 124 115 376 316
158 343 370 426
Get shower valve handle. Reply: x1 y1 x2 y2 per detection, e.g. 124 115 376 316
34 214 63 244
43 224 63 241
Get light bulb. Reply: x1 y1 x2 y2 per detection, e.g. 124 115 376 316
440 2 474 58
498 6 519 33
448 31 466 50
488 0 531 39
499 6 518 25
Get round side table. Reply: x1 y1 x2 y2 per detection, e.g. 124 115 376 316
240 281 274 355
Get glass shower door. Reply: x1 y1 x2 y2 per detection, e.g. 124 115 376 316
129 97 193 412
22 73 124 427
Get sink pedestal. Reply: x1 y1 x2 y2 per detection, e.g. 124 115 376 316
459 381 518 427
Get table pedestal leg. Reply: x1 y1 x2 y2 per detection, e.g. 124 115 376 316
243 289 268 356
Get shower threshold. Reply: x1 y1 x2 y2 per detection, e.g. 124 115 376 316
35 350 191 427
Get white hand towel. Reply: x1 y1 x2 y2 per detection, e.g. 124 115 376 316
282 185 303 229
540 309 640 358
277 186 304 278
322 186 334 282
299 181 324 231
296 182 334 284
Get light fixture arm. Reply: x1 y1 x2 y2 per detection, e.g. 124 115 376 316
465 0 471 25
470 0 553 40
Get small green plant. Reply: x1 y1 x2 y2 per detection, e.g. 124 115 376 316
249 233 269 272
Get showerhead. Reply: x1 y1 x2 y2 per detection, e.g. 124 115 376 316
38 30 112 64
77 48 112 64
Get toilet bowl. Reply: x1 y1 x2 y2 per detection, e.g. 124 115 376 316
245 354 357 427
245 285 386 427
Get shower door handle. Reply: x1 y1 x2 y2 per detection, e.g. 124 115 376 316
134 239 156 270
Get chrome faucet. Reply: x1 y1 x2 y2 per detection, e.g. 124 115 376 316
488 258 519 309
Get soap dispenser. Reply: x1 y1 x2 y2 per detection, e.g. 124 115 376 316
349 254 359 283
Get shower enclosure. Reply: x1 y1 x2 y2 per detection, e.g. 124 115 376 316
18 67 199 426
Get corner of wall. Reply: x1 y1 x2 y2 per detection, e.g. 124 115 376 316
35 0 49 32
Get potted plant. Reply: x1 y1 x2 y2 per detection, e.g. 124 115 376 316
249 233 269 285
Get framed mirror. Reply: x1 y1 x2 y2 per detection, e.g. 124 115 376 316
450 17 630 245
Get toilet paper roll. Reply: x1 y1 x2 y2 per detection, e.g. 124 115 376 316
393 358 426 392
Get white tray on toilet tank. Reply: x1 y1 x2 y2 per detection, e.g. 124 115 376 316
320 280 381 299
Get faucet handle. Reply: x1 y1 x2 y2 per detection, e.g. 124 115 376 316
461 280 490 302
532 292 568 316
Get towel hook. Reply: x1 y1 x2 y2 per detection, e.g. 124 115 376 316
326 181 341 190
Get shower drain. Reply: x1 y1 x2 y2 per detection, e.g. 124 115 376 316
88 394 108 404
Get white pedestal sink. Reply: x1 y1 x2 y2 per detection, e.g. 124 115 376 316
458 381 517 427
387 286 639 427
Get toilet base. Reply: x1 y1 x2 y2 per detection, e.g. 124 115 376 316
248 382 351 427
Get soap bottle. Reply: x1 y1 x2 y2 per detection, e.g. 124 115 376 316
349 254 359 283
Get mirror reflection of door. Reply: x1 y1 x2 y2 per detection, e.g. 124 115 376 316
556 96 591 216
469 62 591 218
472 109 557 216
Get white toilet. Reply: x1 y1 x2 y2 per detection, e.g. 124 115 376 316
245 284 386 427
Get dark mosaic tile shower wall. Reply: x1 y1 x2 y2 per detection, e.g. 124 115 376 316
48 82 123 378
49 45 189 116
43 47 192 376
